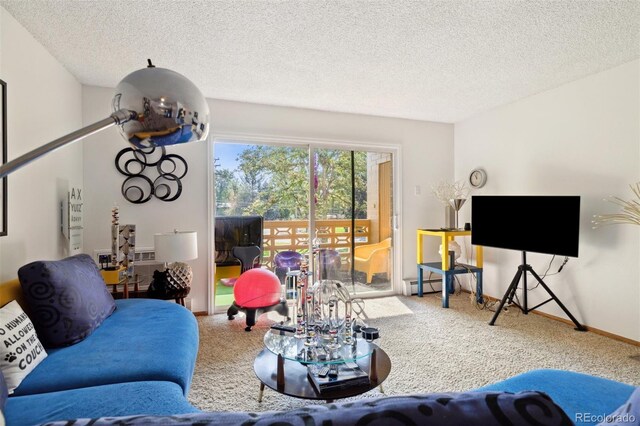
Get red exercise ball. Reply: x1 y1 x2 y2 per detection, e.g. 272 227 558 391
233 268 282 308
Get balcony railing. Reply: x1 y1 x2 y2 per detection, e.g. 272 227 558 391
262 219 371 269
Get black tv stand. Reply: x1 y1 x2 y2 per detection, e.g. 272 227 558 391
489 251 587 331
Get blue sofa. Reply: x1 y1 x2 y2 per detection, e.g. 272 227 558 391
477 368 638 424
2 273 636 425
4 299 200 426
29 369 638 426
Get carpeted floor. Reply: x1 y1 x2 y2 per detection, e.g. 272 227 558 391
189 292 640 412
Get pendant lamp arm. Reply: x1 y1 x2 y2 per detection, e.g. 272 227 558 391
0 108 136 179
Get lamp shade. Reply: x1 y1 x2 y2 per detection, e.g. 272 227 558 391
0 61 209 180
154 230 198 263
113 64 210 149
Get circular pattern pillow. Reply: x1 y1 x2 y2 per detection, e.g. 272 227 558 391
18 254 116 348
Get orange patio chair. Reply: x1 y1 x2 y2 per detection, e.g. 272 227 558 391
354 238 392 284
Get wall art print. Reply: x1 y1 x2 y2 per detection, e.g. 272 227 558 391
0 79 7 236
115 146 188 204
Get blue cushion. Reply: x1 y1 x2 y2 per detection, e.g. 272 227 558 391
476 369 637 425
36 391 571 426
5 380 200 426
18 254 116 348
0 369 7 411
599 387 640 426
12 299 198 396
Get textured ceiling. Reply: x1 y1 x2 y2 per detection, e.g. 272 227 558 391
2 1 639 123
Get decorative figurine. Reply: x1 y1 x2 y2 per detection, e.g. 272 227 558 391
110 206 120 269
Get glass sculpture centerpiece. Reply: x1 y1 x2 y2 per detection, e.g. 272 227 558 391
261 242 383 388
277 239 379 365
263 239 381 390
292 259 355 362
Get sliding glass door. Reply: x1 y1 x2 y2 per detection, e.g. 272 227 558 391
311 148 393 297
213 141 394 310
213 143 309 309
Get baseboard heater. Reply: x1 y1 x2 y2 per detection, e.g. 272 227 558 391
402 278 442 296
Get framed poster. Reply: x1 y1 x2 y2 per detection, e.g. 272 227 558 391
0 79 7 237
66 186 83 254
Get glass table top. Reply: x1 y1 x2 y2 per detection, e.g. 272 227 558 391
263 330 375 365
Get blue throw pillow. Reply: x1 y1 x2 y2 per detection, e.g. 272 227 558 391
18 254 116 348
0 369 7 411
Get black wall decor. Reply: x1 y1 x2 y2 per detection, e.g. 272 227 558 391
115 147 188 204
0 79 7 236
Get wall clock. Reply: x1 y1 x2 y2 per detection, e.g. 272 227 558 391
469 168 487 188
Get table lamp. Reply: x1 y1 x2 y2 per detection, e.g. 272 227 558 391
154 230 198 290
0 59 209 179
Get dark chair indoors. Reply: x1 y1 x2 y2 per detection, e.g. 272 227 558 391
218 245 260 287
226 246 288 331
232 245 261 274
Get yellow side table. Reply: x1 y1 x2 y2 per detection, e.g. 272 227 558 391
100 266 128 298
416 229 483 308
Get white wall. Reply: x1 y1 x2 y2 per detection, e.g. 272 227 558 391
455 60 640 341
82 86 454 312
0 7 83 281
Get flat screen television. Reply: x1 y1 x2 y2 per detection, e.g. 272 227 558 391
471 196 580 257
214 215 263 266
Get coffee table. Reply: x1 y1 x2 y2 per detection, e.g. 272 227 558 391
253 330 391 402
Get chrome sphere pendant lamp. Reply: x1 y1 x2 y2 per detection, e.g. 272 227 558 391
0 59 209 179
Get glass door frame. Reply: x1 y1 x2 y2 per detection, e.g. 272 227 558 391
208 134 402 315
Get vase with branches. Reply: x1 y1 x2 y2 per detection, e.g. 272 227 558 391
431 180 470 229
592 182 640 227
